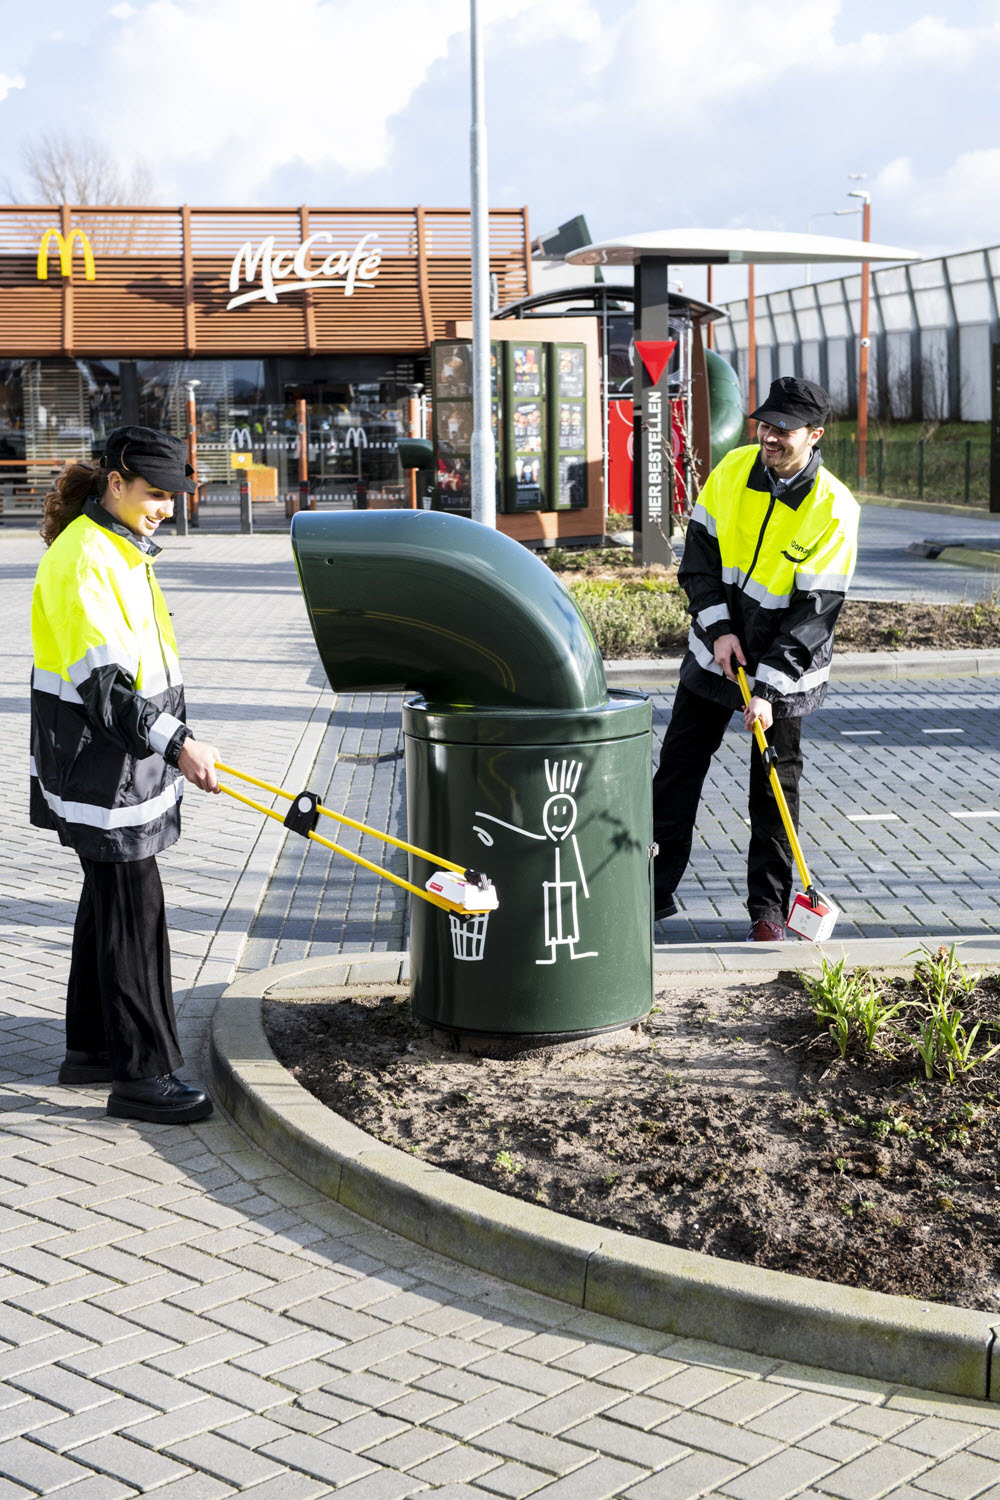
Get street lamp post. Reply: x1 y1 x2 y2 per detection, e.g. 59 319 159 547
469 0 496 527
849 186 872 489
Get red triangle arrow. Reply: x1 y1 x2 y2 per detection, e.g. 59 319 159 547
635 340 677 385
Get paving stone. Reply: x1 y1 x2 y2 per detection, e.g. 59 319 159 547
801 1423 881 1461
525 1456 650 1498
430 1388 541 1440
121 1396 249 1449
644 1367 740 1408
29 1398 156 1453
624 1450 744 1497
694 1377 793 1425
890 1417 986 1457
656 1411 780 1465
906 1450 1000 1497
0 1436 97 1491
815 1444 934 1498
259 1433 378 1486
469 1421 596 1475
514 1384 620 1435
473 1460 552 1497
166 1433 285 1487
69 1434 192 1487
717 1446 840 1498
601 1395 683 1431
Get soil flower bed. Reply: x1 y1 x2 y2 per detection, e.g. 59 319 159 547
264 950 1000 1312
542 549 1000 658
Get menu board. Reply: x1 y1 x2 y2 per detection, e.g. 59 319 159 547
547 342 588 510
430 340 501 513
502 342 545 511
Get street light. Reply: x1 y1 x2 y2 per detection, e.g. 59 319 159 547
469 0 496 527
804 210 862 283
848 182 873 489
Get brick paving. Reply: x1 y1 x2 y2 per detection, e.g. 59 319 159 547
2 531 1000 1498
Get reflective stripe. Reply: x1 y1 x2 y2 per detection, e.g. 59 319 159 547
67 641 139 689
795 570 851 594
755 661 831 695
721 565 789 610
31 668 83 705
148 712 185 756
689 503 718 538
696 603 730 630
30 772 184 830
687 628 758 688
137 660 179 698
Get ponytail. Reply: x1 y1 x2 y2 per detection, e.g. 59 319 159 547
40 460 107 547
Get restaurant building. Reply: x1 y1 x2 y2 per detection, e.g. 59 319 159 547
0 203 534 507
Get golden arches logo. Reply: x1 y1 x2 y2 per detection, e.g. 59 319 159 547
36 228 96 282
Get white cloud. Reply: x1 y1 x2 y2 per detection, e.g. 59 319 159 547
872 149 1000 246
0 73 26 102
109 3 137 17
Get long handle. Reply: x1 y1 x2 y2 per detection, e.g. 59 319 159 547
736 668 815 899
216 761 466 875
215 778 461 914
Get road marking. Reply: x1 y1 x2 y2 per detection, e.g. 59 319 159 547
847 813 901 822
949 809 1000 820
841 730 883 737
923 728 964 735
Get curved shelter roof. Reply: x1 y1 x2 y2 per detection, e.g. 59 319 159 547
566 228 919 267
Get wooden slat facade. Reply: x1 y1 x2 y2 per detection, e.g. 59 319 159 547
0 204 532 357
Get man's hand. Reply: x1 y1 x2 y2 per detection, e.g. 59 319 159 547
713 633 746 683
177 738 221 793
743 696 773 733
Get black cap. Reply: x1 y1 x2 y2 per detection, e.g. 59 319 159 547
750 376 830 432
101 425 196 494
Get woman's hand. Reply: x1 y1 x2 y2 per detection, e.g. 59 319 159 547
177 738 221 792
743 696 774 733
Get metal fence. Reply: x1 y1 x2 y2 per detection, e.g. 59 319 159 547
825 438 990 504
715 245 1000 423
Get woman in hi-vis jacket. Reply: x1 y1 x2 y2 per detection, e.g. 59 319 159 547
30 426 219 1123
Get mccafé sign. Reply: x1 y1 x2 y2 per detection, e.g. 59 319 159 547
37 227 96 282
227 231 382 310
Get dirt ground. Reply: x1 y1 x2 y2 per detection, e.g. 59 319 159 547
264 974 1000 1311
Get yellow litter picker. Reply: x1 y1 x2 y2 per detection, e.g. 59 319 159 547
735 669 838 943
215 762 499 918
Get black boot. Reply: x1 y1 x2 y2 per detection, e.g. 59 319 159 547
59 1050 113 1085
107 1075 213 1124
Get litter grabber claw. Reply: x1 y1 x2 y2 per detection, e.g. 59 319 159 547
736 668 839 942
214 761 499 918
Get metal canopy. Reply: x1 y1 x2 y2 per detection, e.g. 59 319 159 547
566 227 919 267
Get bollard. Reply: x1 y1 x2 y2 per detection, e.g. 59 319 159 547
238 469 253 534
174 491 188 536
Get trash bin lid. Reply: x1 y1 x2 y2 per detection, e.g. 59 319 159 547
402 689 650 747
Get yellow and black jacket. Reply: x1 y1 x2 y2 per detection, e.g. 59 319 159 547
679 444 859 718
30 497 190 861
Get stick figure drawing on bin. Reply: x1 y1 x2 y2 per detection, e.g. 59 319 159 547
473 757 597 967
537 759 597 965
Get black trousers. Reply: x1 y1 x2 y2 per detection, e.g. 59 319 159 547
66 856 183 1082
652 683 803 923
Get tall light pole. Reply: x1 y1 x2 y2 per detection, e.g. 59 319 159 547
804 208 861 283
849 180 872 488
469 0 496 526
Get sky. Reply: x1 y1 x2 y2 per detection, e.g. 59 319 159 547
2 0 999 302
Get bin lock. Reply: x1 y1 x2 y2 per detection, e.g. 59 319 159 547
215 761 498 918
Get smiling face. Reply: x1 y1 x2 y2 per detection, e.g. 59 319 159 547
757 420 823 478
543 794 577 841
101 471 175 540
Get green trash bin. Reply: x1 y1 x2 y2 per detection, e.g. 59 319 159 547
291 508 654 1040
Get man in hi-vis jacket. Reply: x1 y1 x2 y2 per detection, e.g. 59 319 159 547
653 376 859 941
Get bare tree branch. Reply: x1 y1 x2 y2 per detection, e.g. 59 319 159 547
8 131 154 205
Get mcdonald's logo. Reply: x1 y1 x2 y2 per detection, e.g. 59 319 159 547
343 427 368 449
36 227 96 282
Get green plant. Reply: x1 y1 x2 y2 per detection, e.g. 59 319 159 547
800 956 903 1058
493 1149 522 1175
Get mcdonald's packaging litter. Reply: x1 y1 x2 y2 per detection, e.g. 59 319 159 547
425 869 499 915
786 890 838 942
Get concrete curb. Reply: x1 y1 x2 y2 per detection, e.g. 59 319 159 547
210 953 1000 1402
860 495 991 518
936 546 1000 572
604 647 1000 690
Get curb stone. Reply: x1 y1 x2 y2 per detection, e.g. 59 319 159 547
210 953 1000 1403
604 648 1000 691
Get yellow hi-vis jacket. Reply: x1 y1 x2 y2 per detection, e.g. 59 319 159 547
30 497 190 861
679 443 859 717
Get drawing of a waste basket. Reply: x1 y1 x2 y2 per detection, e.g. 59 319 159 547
449 910 491 962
